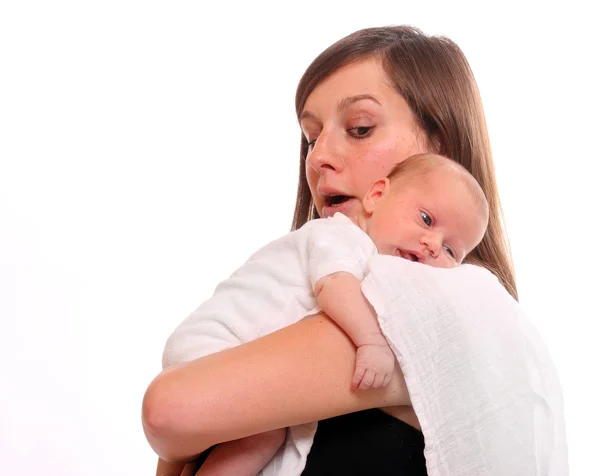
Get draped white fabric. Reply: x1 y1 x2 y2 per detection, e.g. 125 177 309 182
361 255 569 476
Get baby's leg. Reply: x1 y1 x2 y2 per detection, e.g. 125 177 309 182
195 428 286 476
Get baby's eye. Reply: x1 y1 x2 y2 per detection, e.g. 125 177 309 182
420 211 432 227
443 245 455 259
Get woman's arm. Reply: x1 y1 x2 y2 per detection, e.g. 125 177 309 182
142 313 410 463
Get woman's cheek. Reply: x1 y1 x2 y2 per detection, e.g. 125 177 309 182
306 166 319 193
355 142 403 179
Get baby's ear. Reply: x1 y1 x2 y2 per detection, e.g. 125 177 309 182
363 178 390 213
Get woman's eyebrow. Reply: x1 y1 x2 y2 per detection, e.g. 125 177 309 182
299 110 318 123
337 94 381 112
299 94 382 123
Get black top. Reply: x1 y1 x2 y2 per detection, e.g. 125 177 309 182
301 409 427 475
194 409 427 475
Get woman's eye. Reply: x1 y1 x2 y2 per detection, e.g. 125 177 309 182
420 211 432 227
443 245 455 259
306 139 316 150
348 126 373 138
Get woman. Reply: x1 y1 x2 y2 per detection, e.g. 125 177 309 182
143 26 567 475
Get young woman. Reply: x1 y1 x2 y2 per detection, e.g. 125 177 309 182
143 26 567 475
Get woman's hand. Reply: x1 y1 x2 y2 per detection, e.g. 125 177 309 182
142 313 410 463
156 457 193 476
179 462 198 476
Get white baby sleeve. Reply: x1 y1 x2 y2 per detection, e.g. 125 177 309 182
305 214 377 291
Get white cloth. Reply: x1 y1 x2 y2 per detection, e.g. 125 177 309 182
361 255 569 476
163 213 569 475
162 213 377 475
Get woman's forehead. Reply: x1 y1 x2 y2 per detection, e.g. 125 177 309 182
302 58 395 114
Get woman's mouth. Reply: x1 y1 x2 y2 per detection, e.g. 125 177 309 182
322 195 355 218
326 195 352 206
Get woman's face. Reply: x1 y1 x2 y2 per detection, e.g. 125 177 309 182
300 57 431 218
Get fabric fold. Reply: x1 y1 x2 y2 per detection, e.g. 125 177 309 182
361 255 568 476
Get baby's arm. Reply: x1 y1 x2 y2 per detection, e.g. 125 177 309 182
314 272 395 390
195 428 286 476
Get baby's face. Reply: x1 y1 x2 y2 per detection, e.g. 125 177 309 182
364 172 488 268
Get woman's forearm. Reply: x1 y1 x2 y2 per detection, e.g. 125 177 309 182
142 313 410 462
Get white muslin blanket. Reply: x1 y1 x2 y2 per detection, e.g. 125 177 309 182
360 255 569 476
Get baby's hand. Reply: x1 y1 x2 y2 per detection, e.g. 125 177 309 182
352 343 395 390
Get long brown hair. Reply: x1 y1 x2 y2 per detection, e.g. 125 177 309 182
292 26 518 300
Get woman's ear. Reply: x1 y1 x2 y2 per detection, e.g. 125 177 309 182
363 177 390 214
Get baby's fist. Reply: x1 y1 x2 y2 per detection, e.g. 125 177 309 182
351 344 395 390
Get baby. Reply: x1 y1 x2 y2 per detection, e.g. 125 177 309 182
161 152 489 476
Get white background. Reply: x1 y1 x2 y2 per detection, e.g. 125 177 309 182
1 1 597 474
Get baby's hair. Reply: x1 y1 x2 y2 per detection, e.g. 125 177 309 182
387 153 489 223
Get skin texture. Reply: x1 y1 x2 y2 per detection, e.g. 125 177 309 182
146 57 434 470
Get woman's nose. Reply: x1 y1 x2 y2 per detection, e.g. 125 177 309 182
306 132 345 175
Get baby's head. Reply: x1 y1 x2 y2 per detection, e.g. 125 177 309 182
359 153 489 268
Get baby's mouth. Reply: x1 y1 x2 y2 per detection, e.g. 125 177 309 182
397 249 420 262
